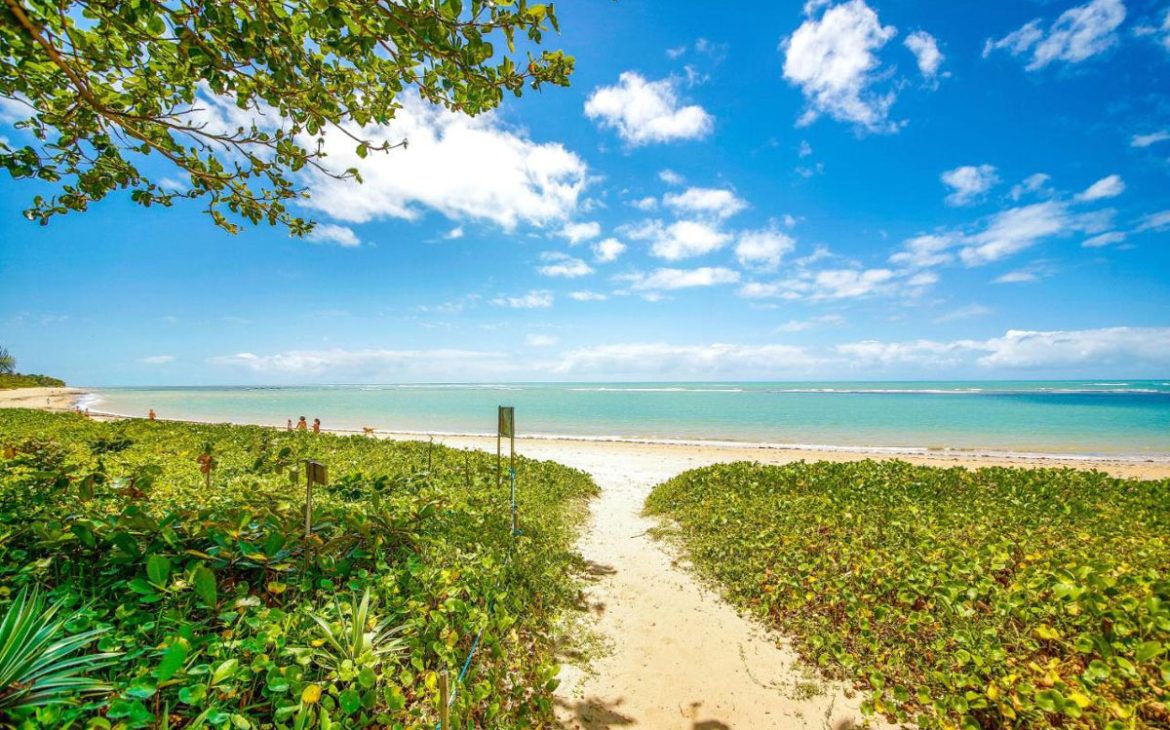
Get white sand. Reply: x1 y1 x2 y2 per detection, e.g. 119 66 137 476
0 386 86 410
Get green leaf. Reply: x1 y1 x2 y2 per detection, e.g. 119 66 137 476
193 564 217 607
338 687 361 715
211 658 239 686
156 640 188 681
146 554 171 586
1135 641 1165 662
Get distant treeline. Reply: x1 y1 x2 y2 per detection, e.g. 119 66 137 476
0 373 66 389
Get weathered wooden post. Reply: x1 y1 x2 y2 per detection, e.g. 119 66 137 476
305 460 327 538
498 406 517 536
438 670 450 729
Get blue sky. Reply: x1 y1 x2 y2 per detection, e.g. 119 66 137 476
2 0 1170 385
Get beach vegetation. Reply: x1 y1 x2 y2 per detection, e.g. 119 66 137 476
0 347 13 375
0 587 117 714
0 373 66 390
0 409 596 727
1 0 574 234
646 460 1170 729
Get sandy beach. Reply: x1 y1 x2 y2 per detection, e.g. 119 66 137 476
4 389 1169 728
0 386 87 411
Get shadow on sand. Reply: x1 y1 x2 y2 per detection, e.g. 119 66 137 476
556 697 732 729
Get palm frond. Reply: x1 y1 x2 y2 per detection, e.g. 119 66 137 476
0 587 117 712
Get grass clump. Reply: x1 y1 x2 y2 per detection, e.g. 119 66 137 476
0 409 596 728
645 459 1170 729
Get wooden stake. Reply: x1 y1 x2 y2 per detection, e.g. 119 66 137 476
438 670 450 729
304 461 313 539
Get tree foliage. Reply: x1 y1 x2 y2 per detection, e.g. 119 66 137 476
0 346 15 374
0 0 573 233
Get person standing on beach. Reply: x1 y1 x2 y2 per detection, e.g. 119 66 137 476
312 418 321 434
296 416 307 431
148 409 156 421
287 419 293 431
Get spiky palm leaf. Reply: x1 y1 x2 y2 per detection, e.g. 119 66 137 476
0 588 118 712
311 587 406 672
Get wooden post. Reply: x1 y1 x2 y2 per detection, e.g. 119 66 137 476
304 460 327 538
498 406 517 536
438 670 450 729
304 462 313 539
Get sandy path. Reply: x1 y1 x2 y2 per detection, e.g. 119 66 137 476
538 443 874 730
378 435 886 729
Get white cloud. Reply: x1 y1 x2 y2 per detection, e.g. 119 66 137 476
553 343 821 379
978 327 1170 369
836 339 975 368
444 226 464 240
584 72 714 146
0 96 30 123
1137 210 1170 232
1131 130 1170 148
904 31 944 78
1163 8 1170 51
941 164 1000 206
569 291 608 302
139 355 175 365
1010 173 1053 201
307 223 361 247
781 0 900 131
776 314 845 332
995 269 1040 284
631 196 659 211
934 304 992 323
659 169 685 185
525 334 559 348
741 267 900 301
811 268 897 298
592 238 627 263
663 187 748 219
300 95 587 230
889 233 956 268
1075 174 1125 201
558 221 601 244
210 348 515 380
619 267 740 291
1083 231 1127 248
960 201 1086 266
623 219 733 261
835 327 1170 371
984 0 1127 70
537 252 594 279
735 225 797 271
491 290 554 308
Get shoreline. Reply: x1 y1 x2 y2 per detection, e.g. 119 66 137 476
4 387 1170 478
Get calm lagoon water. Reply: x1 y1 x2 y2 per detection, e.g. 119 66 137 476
84 381 1170 458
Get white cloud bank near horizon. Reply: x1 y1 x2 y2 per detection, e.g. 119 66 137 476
208 326 1170 381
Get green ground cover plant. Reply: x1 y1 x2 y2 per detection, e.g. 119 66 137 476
645 460 1170 730
0 409 596 728
0 374 66 390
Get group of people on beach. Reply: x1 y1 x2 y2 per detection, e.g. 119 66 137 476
288 416 321 433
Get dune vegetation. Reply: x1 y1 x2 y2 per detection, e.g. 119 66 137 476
0 373 67 389
0 410 596 728
646 460 1170 730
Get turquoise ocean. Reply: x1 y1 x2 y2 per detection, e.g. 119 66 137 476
84 381 1170 459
